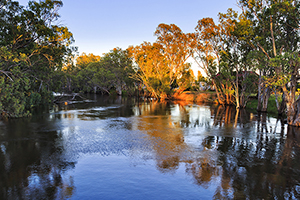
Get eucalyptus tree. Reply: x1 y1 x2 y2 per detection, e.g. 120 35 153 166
101 48 135 95
130 23 193 99
73 48 135 95
0 0 75 118
237 0 300 125
192 17 224 102
192 9 257 108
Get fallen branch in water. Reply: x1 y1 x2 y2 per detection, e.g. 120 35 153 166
53 93 96 104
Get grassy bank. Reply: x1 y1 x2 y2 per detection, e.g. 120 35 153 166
174 91 281 117
246 95 280 116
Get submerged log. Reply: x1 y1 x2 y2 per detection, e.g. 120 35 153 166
53 93 96 104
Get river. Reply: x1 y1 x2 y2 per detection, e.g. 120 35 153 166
0 95 300 199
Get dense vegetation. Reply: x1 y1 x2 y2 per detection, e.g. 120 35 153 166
0 0 75 117
1 0 300 126
129 0 300 126
63 48 135 96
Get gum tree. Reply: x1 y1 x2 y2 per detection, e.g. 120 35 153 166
0 0 75 118
237 0 300 125
130 24 193 99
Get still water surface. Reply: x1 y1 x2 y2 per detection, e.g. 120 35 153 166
1 95 300 199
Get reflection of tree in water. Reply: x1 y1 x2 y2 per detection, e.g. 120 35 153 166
139 102 300 199
2 100 299 199
133 101 190 174
185 153 219 189
171 101 212 128
0 117 76 199
212 105 253 128
187 106 300 199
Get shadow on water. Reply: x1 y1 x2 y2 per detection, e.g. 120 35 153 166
0 118 76 199
0 95 300 199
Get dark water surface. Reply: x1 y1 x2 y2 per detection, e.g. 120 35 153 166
1 95 300 199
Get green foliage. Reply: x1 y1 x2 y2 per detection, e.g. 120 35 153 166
70 48 135 95
0 68 29 117
246 95 280 115
0 0 75 118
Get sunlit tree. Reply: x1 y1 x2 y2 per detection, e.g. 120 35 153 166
130 23 193 99
75 53 101 69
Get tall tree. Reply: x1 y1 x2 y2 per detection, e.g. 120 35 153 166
130 23 193 99
238 0 300 125
0 0 75 118
192 12 257 108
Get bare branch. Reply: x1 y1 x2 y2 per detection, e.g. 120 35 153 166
0 70 14 81
270 16 277 57
257 43 271 60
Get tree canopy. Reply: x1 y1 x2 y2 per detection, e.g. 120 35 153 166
0 0 75 118
129 23 194 99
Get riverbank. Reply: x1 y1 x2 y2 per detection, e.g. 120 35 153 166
172 91 218 103
173 91 280 116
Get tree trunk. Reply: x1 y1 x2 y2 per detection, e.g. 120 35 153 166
116 80 122 95
278 92 286 116
116 85 122 96
284 74 298 125
234 108 239 128
213 81 225 105
66 77 72 92
257 71 262 112
239 92 250 109
291 97 300 126
261 86 270 112
234 83 240 109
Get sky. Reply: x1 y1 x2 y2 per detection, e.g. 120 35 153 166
17 0 239 56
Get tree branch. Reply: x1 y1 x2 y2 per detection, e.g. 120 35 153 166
0 70 14 81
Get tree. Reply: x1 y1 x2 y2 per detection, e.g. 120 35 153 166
192 13 258 108
237 0 300 125
130 23 193 99
0 0 75 118
100 48 135 95
129 42 171 98
72 48 135 95
76 53 100 69
192 16 238 106
218 9 258 109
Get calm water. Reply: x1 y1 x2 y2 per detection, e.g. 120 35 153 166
1 95 300 200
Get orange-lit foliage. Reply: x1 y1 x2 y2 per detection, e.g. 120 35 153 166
76 53 101 69
129 24 193 99
191 15 241 106
192 18 226 103
154 24 193 86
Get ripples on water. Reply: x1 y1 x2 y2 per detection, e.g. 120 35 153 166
0 95 300 199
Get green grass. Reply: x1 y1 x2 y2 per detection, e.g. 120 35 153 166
246 95 279 115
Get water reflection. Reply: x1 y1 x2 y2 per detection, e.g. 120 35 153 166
131 102 300 199
131 101 190 173
0 118 76 199
0 97 300 199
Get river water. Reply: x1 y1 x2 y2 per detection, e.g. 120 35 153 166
0 95 300 199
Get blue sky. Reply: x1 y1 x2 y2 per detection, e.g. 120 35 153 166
17 0 239 57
